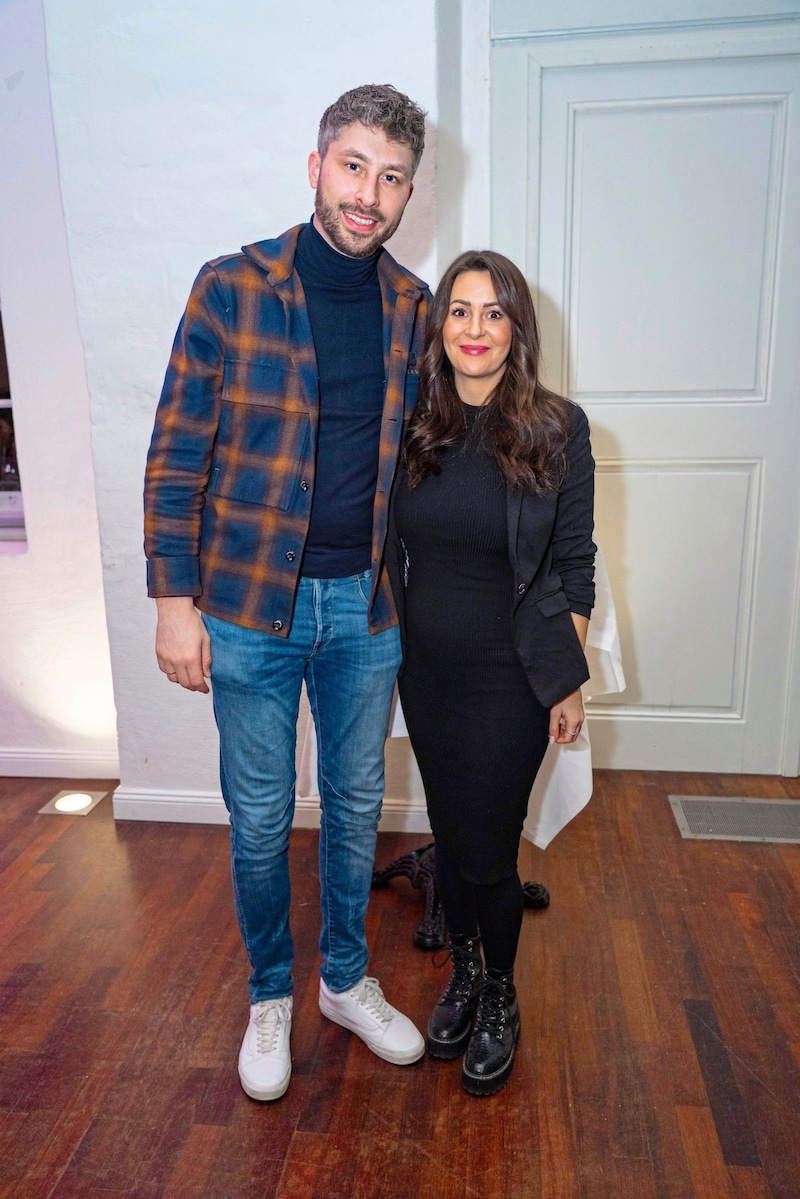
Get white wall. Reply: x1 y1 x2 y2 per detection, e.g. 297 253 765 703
39 0 440 822
0 0 118 777
435 0 492 263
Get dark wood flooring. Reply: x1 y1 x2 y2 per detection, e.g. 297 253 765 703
1 771 800 1198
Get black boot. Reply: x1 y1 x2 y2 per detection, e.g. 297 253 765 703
427 935 483 1059
461 969 520 1096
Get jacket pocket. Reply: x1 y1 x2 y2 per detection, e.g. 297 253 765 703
222 359 308 414
535 589 571 617
211 364 309 511
208 449 306 512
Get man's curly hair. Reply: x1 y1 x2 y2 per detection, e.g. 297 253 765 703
318 84 426 176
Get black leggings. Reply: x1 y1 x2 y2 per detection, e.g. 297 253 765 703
434 839 523 973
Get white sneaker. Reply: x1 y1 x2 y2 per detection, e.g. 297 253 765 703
238 996 292 1101
319 976 425 1065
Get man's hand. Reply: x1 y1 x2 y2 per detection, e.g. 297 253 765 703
155 597 211 693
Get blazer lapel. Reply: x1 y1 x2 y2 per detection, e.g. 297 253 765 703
509 485 559 601
506 484 523 576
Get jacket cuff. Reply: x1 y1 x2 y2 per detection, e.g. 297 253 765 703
147 556 202 597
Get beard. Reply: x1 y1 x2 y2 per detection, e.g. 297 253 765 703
314 188 403 259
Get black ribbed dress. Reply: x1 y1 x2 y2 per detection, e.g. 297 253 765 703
394 404 551 885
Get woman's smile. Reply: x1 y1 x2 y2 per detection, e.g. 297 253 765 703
442 271 513 403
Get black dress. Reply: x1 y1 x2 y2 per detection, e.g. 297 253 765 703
393 404 551 886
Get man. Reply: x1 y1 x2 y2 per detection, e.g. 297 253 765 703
144 84 430 1101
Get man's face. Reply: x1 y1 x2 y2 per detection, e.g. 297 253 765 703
308 121 415 258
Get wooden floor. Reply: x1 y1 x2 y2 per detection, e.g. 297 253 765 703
1 772 800 1199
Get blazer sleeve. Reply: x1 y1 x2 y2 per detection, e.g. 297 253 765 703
551 403 596 618
143 264 227 597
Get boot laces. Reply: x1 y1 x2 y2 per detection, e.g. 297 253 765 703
474 982 508 1039
352 977 393 1025
253 998 291 1053
434 943 480 1004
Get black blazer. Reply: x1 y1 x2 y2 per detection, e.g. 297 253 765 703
386 402 596 709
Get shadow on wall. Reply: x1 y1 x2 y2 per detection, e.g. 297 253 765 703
535 287 635 758
431 119 471 267
383 119 439 280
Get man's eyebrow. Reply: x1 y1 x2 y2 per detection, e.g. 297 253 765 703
338 148 410 174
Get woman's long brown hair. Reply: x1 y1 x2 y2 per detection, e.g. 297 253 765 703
403 250 570 493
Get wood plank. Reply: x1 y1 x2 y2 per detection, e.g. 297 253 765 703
683 999 760 1167
1 771 800 1198
728 1165 779 1199
160 1124 225 1199
676 1105 735 1199
610 918 660 1044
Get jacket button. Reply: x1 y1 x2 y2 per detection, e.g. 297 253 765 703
272 620 283 631
300 480 309 491
285 551 295 562
517 583 526 594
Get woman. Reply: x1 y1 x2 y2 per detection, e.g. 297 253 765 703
387 251 595 1096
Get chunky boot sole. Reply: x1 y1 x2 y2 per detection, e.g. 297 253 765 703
426 1023 472 1060
461 1045 515 1095
461 1011 521 1097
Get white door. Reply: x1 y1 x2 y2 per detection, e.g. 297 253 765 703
491 16 800 773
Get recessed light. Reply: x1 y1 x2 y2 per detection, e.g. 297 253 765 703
38 790 108 816
54 792 94 812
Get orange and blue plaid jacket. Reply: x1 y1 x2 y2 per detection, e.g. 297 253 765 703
144 225 430 635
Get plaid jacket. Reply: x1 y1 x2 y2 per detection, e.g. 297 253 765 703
144 225 430 635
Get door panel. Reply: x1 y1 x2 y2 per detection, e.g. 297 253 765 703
492 35 800 772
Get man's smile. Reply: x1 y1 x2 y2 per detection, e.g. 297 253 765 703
342 209 380 231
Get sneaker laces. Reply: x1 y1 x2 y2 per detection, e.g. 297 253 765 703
253 998 291 1053
351 977 393 1025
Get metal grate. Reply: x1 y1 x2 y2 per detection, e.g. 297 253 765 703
668 796 800 843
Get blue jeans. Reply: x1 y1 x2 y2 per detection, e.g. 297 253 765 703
202 571 401 1002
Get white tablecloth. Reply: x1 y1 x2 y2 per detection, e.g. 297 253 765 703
521 543 625 848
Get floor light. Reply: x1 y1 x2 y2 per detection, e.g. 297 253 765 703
38 789 108 816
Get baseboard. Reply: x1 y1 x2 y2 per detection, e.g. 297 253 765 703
113 786 431 832
294 793 431 833
0 748 120 778
113 788 229 823
377 795 432 833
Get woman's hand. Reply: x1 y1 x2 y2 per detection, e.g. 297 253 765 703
547 611 589 741
549 689 585 744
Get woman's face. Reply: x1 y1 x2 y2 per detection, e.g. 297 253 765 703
442 270 513 402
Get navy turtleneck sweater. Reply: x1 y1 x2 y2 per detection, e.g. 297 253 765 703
295 219 385 578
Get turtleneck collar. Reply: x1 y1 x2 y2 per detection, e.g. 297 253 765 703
295 218 380 288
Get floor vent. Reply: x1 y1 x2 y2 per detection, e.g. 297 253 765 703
668 796 800 844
